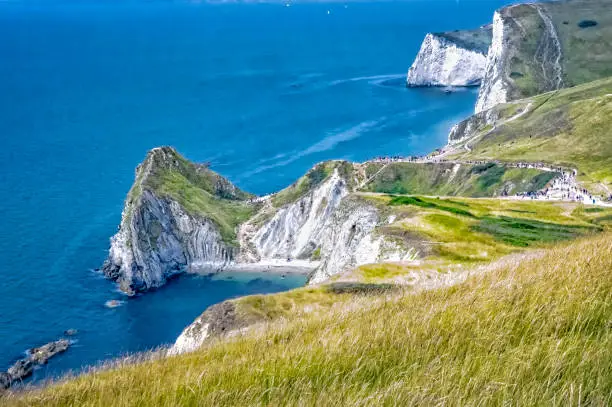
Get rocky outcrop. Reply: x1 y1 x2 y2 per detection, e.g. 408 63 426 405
448 108 501 144
251 169 349 260
1 339 70 391
407 27 492 87
169 301 242 355
102 147 246 295
102 190 235 294
104 153 420 296
310 197 417 284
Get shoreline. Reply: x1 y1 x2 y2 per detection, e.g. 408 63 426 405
217 259 318 275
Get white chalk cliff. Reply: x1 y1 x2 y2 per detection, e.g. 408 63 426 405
475 12 509 113
103 152 418 296
407 33 489 87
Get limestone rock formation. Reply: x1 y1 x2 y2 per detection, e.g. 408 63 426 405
407 27 492 87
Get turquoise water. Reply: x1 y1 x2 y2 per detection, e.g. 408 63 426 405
0 0 511 382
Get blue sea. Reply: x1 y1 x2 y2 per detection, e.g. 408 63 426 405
0 0 512 383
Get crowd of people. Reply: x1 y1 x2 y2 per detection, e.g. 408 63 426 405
366 156 611 205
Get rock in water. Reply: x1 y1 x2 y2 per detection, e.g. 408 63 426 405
64 329 78 336
105 299 125 309
28 339 70 365
1 339 71 391
7 359 33 381
407 26 492 87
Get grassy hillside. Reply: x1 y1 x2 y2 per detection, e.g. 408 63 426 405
547 0 612 86
361 194 609 269
271 160 355 208
361 161 556 197
7 232 611 406
129 147 256 246
436 25 492 54
450 77 612 194
495 0 612 101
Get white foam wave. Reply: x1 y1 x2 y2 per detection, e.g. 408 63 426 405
241 119 384 178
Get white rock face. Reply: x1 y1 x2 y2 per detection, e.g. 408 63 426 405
102 148 236 294
248 169 418 286
476 12 509 113
170 322 209 356
407 33 488 87
253 169 348 260
310 201 418 284
103 190 234 294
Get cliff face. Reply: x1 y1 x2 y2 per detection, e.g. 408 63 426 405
475 12 509 113
103 154 416 295
251 169 349 261
102 147 249 294
476 4 565 113
447 108 501 144
407 27 492 87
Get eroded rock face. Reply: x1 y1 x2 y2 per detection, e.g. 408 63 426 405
448 108 501 144
310 197 418 284
102 190 234 294
407 33 489 87
169 301 241 355
103 153 420 298
252 169 349 260
476 4 564 113
476 11 510 113
102 148 239 295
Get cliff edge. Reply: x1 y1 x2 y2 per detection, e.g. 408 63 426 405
407 26 492 87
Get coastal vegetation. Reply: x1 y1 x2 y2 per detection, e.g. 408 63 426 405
451 77 612 193
361 162 555 197
128 147 256 246
5 0 612 403
6 232 611 406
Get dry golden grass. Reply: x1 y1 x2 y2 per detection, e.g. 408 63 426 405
4 232 611 406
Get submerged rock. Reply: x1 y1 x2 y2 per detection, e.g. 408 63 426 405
1 339 71 391
28 339 70 365
105 299 125 309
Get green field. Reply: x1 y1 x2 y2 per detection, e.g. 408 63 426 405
361 161 556 197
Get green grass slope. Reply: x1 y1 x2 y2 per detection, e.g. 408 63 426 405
437 25 492 54
451 77 612 194
128 147 255 246
495 0 612 101
8 232 611 406
361 194 609 268
361 161 556 197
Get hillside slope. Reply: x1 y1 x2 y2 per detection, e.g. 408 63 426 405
8 232 611 406
476 0 612 112
449 76 612 195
